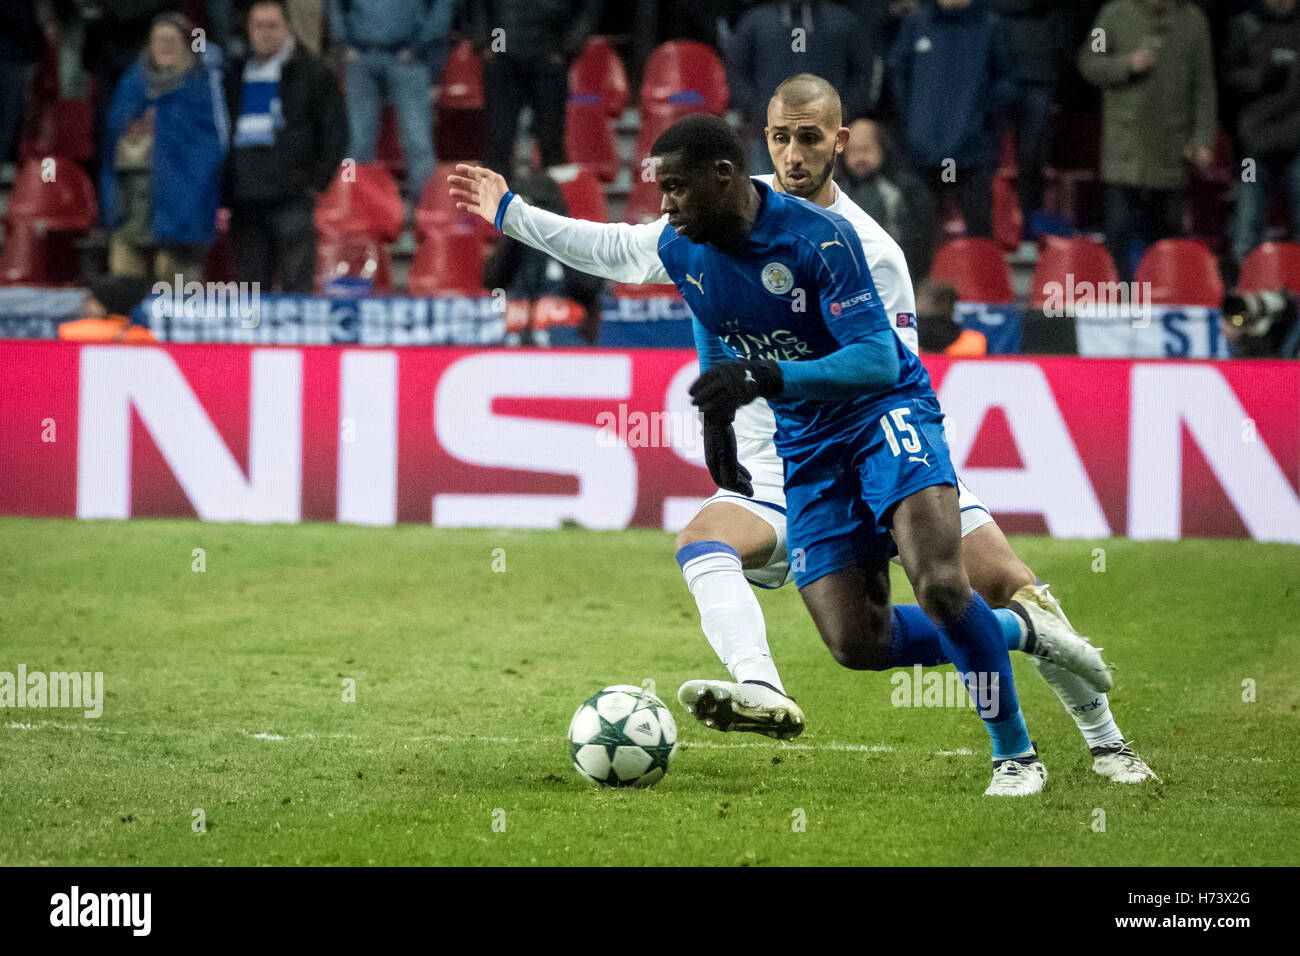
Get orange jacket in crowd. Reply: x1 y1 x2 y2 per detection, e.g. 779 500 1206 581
58 316 157 343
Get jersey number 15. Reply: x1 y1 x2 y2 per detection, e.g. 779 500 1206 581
879 407 921 456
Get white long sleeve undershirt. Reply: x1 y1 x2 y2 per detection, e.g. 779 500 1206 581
500 197 674 286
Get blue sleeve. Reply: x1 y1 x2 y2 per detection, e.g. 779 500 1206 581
777 331 900 400
691 317 732 372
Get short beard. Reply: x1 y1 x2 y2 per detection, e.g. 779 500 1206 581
778 155 837 199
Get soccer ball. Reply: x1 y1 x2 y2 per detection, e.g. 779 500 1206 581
567 684 679 788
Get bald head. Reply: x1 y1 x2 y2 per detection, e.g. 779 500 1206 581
769 73 843 128
764 73 850 206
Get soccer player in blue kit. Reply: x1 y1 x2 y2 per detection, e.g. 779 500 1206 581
450 108 1136 794
649 114 1048 795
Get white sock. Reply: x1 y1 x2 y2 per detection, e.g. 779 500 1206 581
1030 659 1125 750
1034 591 1126 749
678 543 784 694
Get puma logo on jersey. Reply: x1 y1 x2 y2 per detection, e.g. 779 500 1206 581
908 454 930 468
820 238 844 250
684 273 704 294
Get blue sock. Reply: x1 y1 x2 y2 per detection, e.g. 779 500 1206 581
885 605 949 667
987 710 1032 761
934 592 1031 759
996 608 1024 651
886 604 1023 668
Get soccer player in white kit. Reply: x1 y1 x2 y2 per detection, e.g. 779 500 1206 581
450 73 1155 784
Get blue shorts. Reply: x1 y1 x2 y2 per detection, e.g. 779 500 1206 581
783 394 957 587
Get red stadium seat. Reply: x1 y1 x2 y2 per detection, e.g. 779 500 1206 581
435 40 485 161
408 227 490 296
639 41 727 114
569 37 628 118
993 176 1023 251
1237 242 1300 295
1029 235 1119 309
0 157 96 286
623 172 665 225
438 40 484 109
315 163 404 242
19 98 95 164
564 101 620 182
1134 239 1223 307
415 162 496 239
632 102 690 166
316 233 393 295
550 163 608 222
0 225 84 286
929 238 1014 303
6 156 97 232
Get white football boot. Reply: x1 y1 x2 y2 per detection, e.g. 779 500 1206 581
984 749 1048 796
1091 740 1159 783
677 680 805 740
1008 584 1113 694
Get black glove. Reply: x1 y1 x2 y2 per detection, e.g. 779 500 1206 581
688 360 783 423
702 421 753 496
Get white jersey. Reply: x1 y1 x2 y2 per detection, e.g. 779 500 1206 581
500 176 920 447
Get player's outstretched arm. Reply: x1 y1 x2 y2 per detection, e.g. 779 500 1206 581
449 164 510 223
447 164 673 286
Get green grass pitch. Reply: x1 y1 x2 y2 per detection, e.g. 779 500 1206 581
1 517 1297 866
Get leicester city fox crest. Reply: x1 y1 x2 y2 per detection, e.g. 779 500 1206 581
761 262 795 296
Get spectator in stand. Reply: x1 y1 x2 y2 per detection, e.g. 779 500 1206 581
329 0 458 201
58 274 158 343
991 0 1070 240
101 12 228 286
0 1 46 172
224 0 347 293
913 278 987 354
469 0 603 177
887 0 1016 241
83 1 185 177
1077 0 1216 281
210 0 326 58
727 1 875 174
838 117 935 280
1224 0 1300 267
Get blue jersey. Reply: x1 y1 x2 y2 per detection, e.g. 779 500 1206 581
657 179 935 461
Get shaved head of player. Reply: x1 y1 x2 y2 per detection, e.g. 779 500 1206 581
765 73 849 207
650 115 760 250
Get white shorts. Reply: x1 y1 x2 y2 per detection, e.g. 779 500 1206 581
693 441 993 590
